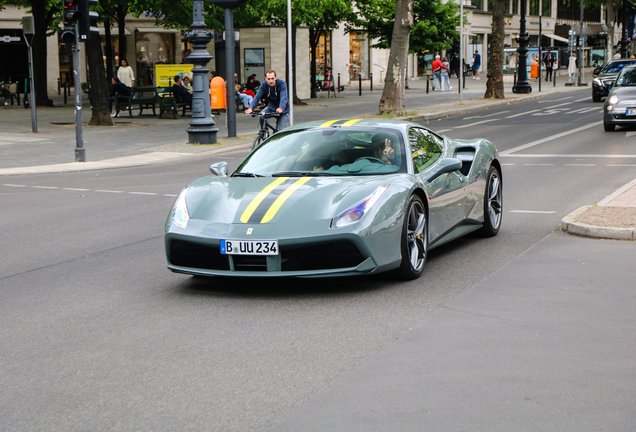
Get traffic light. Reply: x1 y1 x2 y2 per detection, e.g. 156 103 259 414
77 0 99 41
61 0 77 44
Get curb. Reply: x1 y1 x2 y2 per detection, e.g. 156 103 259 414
561 205 636 241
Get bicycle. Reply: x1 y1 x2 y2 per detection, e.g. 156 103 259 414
250 112 280 150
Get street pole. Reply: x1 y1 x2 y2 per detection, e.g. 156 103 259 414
620 0 628 58
185 0 218 143
22 16 37 133
539 16 542 93
73 21 85 162
513 0 532 93
224 8 236 137
460 0 463 102
287 0 294 126
578 0 585 86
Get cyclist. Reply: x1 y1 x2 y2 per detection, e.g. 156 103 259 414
245 69 290 131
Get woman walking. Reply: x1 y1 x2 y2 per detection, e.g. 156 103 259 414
441 56 452 91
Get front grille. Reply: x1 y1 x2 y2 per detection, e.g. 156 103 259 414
232 255 267 271
169 240 230 270
281 241 365 271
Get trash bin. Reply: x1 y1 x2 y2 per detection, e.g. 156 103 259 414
210 76 226 110
531 60 539 79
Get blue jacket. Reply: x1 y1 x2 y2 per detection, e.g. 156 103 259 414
249 79 289 113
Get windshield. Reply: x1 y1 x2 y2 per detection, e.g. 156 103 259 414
234 128 407 177
601 61 636 74
615 68 636 87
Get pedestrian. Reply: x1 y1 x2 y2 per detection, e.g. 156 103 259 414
441 56 452 91
245 69 290 131
544 53 554 82
568 53 577 82
109 76 131 116
449 52 460 78
116 59 135 88
473 50 481 79
182 75 193 91
432 55 444 91
172 75 192 104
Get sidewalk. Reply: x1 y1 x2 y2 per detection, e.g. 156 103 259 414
2 73 635 239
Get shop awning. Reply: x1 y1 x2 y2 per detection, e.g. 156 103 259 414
583 24 608 36
544 33 569 43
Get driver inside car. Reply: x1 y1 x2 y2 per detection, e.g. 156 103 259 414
372 133 401 167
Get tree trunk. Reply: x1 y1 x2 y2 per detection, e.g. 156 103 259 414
31 0 54 106
309 29 320 99
117 7 127 63
86 35 113 126
104 18 114 82
291 25 306 106
484 0 506 98
606 0 615 63
378 0 415 115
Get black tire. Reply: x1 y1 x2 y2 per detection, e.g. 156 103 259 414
395 195 427 280
592 94 601 102
478 165 503 237
251 135 264 150
603 121 615 132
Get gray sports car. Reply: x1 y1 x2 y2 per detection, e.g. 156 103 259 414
165 119 503 279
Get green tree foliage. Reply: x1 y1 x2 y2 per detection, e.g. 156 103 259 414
355 0 460 55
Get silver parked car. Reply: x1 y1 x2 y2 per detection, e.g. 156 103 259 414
604 65 636 131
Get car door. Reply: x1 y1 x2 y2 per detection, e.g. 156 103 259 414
408 127 466 240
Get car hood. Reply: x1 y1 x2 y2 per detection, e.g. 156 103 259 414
609 86 636 99
183 175 401 225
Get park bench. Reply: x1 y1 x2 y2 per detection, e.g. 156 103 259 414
157 87 191 119
114 86 158 117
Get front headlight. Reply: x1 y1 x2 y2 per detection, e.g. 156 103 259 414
171 188 190 229
609 95 619 105
593 78 602 86
331 185 388 229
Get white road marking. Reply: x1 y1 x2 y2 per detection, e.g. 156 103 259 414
565 107 603 114
128 192 158 196
506 109 540 118
463 111 510 120
500 121 602 156
532 108 570 116
32 186 59 189
436 129 452 133
541 101 574 110
510 210 556 214
2 183 176 197
607 164 636 167
453 119 498 129
574 97 593 102
62 188 90 191
502 153 636 158
163 194 178 197
565 163 596 166
538 97 572 103
96 190 125 193
3 184 28 187
524 163 554 166
501 163 516 166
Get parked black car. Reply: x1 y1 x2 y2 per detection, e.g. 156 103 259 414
593 59 636 102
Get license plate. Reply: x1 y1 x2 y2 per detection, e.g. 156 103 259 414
220 239 278 255
627 108 636 116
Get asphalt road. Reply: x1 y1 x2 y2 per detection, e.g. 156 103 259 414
1 89 635 431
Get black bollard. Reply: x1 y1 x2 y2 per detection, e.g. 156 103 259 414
426 74 430 93
370 73 373 92
58 78 61 95
359 75 362 96
64 81 68 104
553 68 556 87
514 72 517 87
338 73 341 93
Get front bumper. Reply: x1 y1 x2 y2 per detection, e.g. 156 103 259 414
593 81 611 97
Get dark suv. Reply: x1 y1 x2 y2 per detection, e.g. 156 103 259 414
593 59 636 102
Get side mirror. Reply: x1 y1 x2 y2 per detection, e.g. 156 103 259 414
425 158 463 182
210 161 228 177
593 67 602 76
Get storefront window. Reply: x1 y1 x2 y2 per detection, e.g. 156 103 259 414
101 35 119 73
349 32 369 80
529 0 539 15
135 32 174 86
315 33 331 80
542 0 552 16
471 0 483 10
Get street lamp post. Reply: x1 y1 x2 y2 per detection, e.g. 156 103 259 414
184 0 218 144
513 0 532 93
620 0 629 58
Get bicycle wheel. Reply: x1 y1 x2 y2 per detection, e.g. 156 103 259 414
251 134 264 150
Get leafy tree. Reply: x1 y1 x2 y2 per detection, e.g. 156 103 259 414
355 0 459 56
378 0 415 115
484 0 505 98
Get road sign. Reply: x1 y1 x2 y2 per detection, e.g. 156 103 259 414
2 36 21 42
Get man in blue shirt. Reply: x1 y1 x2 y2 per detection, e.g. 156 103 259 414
245 70 290 130
473 50 481 80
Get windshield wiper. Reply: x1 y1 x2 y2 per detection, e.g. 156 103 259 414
271 171 332 177
233 172 264 177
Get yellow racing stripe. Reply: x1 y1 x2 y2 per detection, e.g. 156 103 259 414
240 177 289 223
319 119 342 128
341 119 362 127
260 177 311 223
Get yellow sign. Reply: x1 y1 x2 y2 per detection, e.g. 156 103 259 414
155 64 194 87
